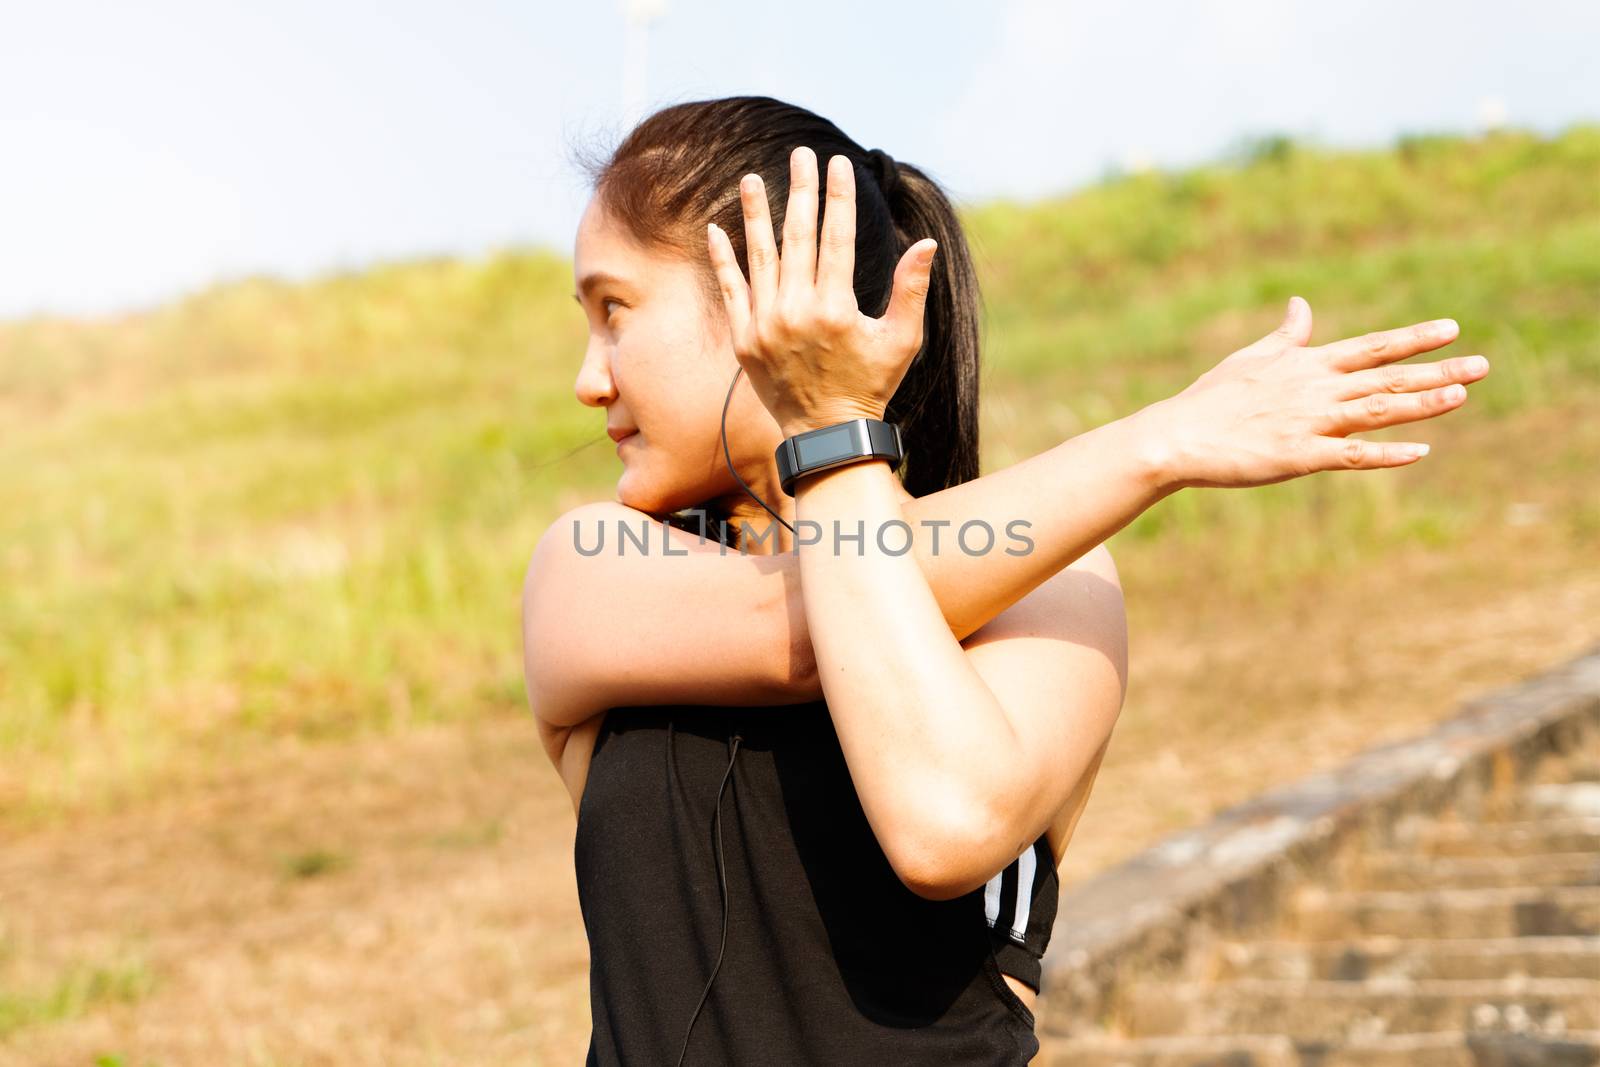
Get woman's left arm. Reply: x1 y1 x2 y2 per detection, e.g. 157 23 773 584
708 145 1131 900
717 146 1482 902
792 454 1126 901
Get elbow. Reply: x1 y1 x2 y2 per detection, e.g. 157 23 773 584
772 569 821 700
785 627 821 700
521 538 593 730
884 791 1012 902
895 857 980 903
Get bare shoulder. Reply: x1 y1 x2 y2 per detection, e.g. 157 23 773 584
1064 540 1122 588
529 500 725 572
522 500 728 806
958 541 1128 725
520 498 721 705
965 542 1125 647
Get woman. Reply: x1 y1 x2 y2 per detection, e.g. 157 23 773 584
523 95 1488 1065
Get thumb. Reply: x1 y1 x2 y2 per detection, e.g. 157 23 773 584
883 239 938 351
1272 295 1314 347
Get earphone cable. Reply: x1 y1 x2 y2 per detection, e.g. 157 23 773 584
669 367 783 1063
674 731 744 1067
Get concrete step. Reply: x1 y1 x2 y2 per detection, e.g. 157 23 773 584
1210 934 1600 982
1397 816 1600 856
1531 758 1600 786
1284 885 1600 939
1350 850 1600 890
1042 1029 1600 1067
1461 781 1600 823
1118 976 1600 1041
1508 782 1600 819
1044 1032 1299 1067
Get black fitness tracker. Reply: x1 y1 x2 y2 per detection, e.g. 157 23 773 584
775 416 904 496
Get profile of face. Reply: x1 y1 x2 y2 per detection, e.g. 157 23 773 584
571 194 787 519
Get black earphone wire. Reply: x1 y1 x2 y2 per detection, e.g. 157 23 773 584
675 730 743 1067
672 370 790 1063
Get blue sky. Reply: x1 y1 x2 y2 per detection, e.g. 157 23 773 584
2 0 1595 319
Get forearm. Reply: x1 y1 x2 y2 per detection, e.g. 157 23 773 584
778 408 1170 696
795 458 1013 890
899 408 1171 636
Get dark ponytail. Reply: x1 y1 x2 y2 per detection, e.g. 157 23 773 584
571 95 983 539
866 149 984 498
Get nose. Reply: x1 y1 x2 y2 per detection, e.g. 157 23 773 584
574 336 617 410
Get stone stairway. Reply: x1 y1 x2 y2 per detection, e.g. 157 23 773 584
1036 646 1600 1066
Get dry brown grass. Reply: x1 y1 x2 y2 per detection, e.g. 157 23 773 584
5 398 1594 1065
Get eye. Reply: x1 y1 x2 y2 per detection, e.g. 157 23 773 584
602 297 624 321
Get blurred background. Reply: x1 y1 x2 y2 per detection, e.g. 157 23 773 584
1 1 1596 1064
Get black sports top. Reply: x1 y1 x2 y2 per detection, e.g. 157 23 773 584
574 699 1059 1066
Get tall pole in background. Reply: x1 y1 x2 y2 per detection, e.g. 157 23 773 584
622 0 668 130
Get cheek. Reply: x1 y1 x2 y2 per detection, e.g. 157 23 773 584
617 308 734 457
614 328 677 399
617 332 699 426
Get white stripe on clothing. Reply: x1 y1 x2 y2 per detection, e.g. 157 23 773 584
1009 843 1036 941
983 867 1003 926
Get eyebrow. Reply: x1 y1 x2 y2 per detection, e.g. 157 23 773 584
572 270 630 304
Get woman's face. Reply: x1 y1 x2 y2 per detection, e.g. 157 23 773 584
571 194 786 519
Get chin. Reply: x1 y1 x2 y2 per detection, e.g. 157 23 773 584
615 469 672 516
618 469 714 521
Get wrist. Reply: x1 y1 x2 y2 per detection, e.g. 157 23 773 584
1119 402 1188 499
791 455 895 496
779 405 886 439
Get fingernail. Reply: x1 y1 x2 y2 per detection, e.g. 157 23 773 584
1467 355 1488 373
1404 443 1430 458
922 240 938 261
1436 318 1458 335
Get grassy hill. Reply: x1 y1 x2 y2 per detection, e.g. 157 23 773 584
2 123 1597 820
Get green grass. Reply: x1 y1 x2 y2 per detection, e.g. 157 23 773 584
0 945 156 1039
2 123 1596 818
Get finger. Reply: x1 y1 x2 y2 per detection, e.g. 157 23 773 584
1313 436 1431 471
706 222 753 348
739 173 779 317
1333 353 1490 403
881 239 938 351
779 146 819 300
1316 379 1470 437
813 154 857 301
1316 318 1459 371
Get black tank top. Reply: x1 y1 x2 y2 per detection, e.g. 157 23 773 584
574 699 1058 1066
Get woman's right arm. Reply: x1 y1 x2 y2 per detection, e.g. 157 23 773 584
522 408 1165 731
523 305 1481 732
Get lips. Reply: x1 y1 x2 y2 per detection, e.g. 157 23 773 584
607 427 638 443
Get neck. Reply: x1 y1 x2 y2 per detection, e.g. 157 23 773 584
706 467 798 555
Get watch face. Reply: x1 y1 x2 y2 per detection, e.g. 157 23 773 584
794 423 857 467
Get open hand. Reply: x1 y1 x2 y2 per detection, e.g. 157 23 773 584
706 145 938 437
1143 297 1490 490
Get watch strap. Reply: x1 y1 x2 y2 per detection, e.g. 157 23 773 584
775 417 904 497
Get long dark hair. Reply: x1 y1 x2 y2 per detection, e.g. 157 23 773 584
571 94 983 545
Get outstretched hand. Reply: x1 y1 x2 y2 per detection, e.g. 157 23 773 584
706 145 938 438
1144 297 1491 490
